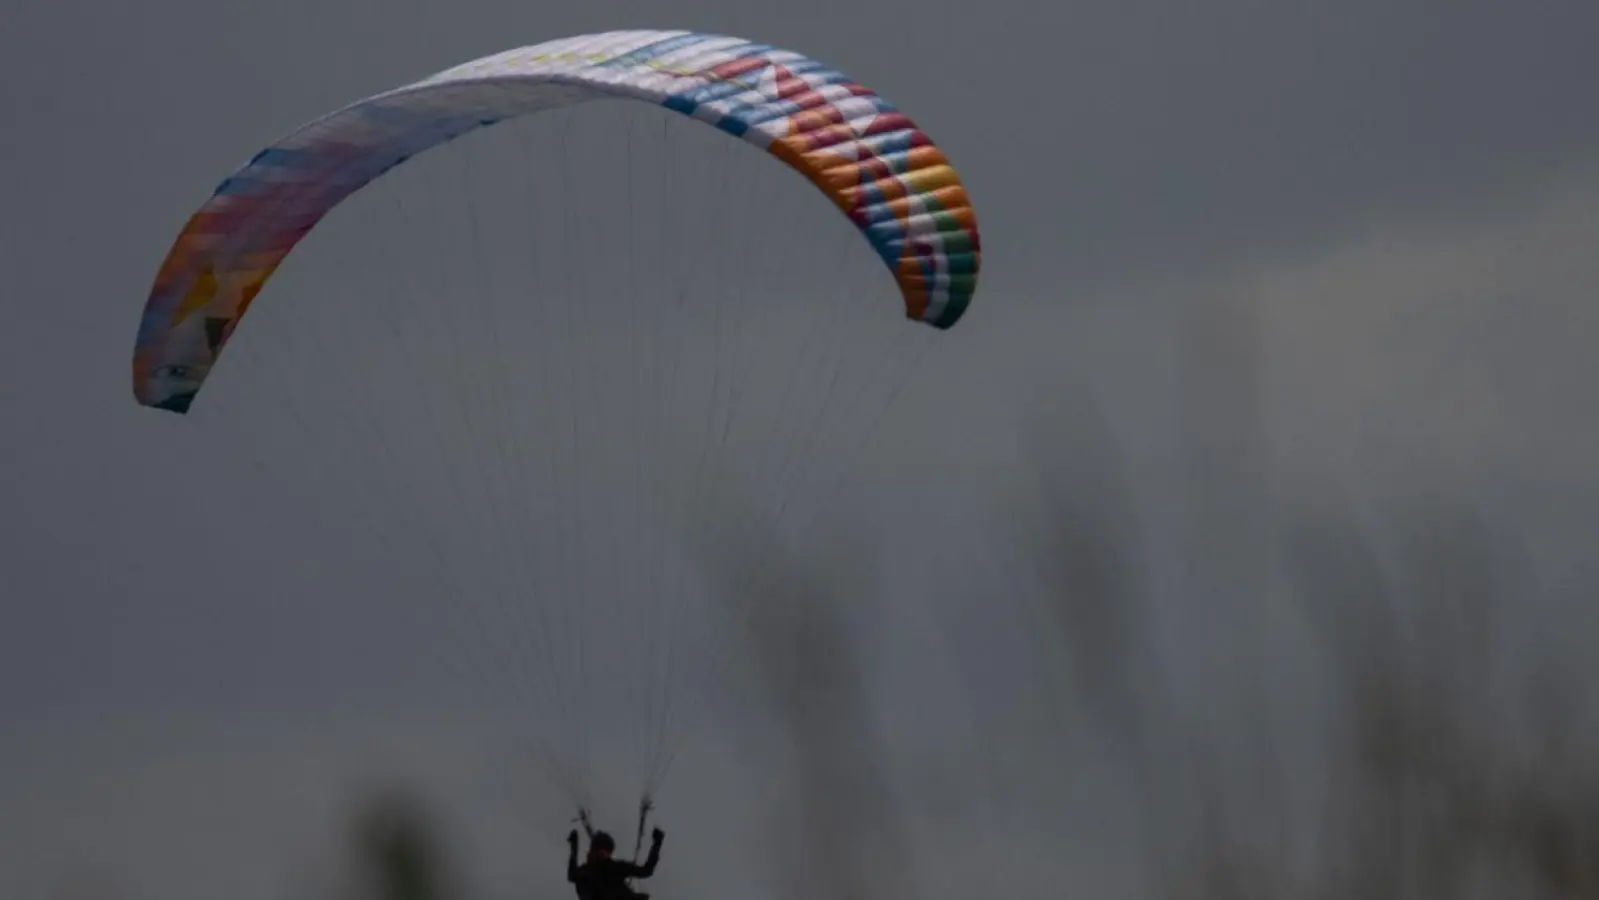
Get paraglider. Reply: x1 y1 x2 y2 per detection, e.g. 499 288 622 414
128 29 981 882
568 824 665 900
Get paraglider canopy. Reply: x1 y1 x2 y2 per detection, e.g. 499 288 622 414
131 29 981 415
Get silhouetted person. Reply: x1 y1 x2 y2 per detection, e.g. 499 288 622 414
567 826 664 900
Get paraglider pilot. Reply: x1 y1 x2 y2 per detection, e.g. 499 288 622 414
568 822 665 900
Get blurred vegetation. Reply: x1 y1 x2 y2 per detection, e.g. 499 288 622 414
1003 303 1599 899
80 484 1593 900
314 504 1593 900
341 792 455 900
49 312 1599 900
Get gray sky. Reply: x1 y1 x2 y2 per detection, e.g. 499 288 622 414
4 1 1599 898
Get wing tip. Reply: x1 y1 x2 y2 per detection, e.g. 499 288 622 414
138 388 197 415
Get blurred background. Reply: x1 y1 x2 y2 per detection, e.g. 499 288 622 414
3 1 1599 898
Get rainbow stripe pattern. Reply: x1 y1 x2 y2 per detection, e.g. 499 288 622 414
132 29 981 413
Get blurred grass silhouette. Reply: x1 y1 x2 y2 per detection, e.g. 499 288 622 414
341 792 456 900
301 496 1598 900
270 460 1597 900
44 305 1597 900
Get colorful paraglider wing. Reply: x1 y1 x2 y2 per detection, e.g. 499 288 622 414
132 29 981 413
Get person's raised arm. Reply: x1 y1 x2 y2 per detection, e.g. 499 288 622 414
566 829 580 883
623 827 665 879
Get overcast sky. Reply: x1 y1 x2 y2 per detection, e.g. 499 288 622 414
3 1 1599 898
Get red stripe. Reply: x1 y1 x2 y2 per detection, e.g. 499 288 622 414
861 112 913 136
709 56 768 81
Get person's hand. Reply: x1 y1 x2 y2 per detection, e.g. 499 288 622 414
567 829 579 846
651 826 665 843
